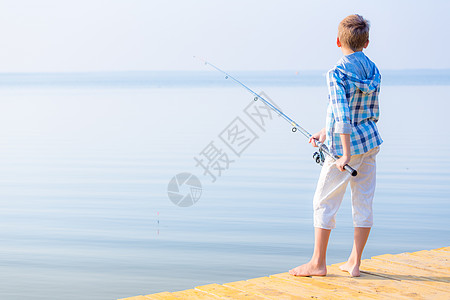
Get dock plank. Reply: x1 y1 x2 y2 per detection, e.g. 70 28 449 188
118 296 151 300
119 247 450 299
223 279 310 300
433 247 450 252
247 276 343 300
397 250 450 268
195 283 268 299
270 272 380 299
371 253 449 274
142 292 179 300
332 264 448 299
276 267 418 299
361 257 450 283
169 288 221 299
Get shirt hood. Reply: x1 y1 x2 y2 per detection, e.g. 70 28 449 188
334 52 381 94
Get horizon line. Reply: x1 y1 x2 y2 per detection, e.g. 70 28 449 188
0 68 450 75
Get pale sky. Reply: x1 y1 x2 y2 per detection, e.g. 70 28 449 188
0 0 449 72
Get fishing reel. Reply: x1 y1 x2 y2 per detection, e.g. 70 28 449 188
313 148 325 166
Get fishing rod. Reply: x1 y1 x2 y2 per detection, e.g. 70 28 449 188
195 57 357 177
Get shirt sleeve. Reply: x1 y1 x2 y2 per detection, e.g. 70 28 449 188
327 69 352 134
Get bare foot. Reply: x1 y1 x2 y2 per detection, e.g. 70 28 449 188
339 261 361 277
289 261 327 276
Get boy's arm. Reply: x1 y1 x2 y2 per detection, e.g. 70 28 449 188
336 133 351 171
327 70 352 135
327 69 352 171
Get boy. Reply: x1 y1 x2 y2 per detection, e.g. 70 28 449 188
289 14 382 277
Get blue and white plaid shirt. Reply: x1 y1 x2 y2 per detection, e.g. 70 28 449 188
326 51 383 156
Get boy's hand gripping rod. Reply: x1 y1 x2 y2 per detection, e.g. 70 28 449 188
195 57 357 177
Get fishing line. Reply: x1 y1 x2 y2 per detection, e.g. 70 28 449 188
195 57 357 176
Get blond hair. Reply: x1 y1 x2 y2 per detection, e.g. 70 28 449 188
338 14 370 51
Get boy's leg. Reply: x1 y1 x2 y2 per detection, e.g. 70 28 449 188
341 146 379 277
339 227 370 277
289 227 330 276
313 155 352 230
290 155 351 276
349 146 379 228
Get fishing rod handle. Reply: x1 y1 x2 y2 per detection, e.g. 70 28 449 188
344 164 358 177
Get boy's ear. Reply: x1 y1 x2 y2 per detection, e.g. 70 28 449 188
337 37 342 48
364 40 369 48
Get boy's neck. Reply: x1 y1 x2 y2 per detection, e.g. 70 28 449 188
341 46 363 56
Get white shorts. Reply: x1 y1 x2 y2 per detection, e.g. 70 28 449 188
313 146 380 229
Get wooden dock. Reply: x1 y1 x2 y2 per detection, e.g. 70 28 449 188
119 247 449 299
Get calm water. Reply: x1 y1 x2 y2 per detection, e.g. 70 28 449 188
0 71 449 300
